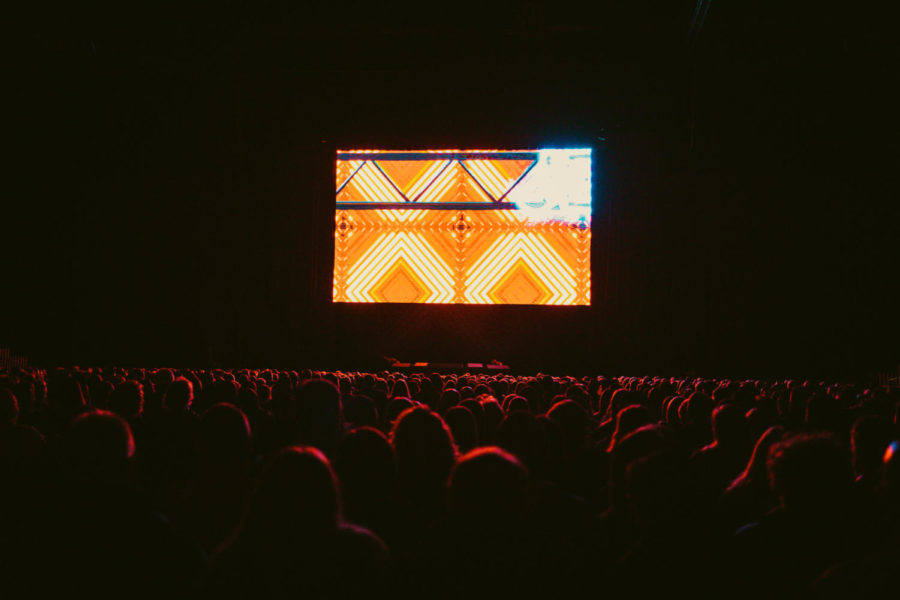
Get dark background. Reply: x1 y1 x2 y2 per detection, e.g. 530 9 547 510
5 2 898 379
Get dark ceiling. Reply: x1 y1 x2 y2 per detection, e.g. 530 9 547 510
5 2 897 378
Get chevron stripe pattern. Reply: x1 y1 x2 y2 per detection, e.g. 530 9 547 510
333 149 591 305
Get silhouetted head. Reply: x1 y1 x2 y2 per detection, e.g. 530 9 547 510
608 405 653 452
685 392 713 430
243 446 340 543
727 425 784 492
851 415 893 480
438 388 461 413
164 377 194 412
609 424 669 512
108 380 144 419
626 450 686 530
480 397 503 444
767 432 852 516
495 410 549 478
64 410 135 481
664 395 683 424
153 368 175 394
806 392 845 433
786 385 810 426
744 405 775 441
1 387 18 425
548 399 590 452
385 397 415 429
518 385 542 414
237 386 261 414
49 376 86 418
474 383 493 398
391 379 410 400
335 426 397 508
504 394 529 414
606 388 642 421
566 383 590 410
198 403 252 469
459 398 485 440
293 378 343 456
342 394 377 428
449 447 529 521
444 406 478 454
390 407 457 490
883 441 900 498
212 379 239 408
271 374 294 417
712 403 748 447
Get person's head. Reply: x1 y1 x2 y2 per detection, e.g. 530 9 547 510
271 374 295 417
385 397 415 429
608 424 669 512
293 378 343 456
712 403 747 448
242 446 340 542
566 383 590 411
49 376 86 418
108 380 144 419
211 379 239 408
519 385 542 414
342 394 378 428
438 388 461 413
606 388 641 421
495 410 549 479
626 450 687 530
608 405 653 452
786 386 810 426
480 397 503 444
391 379 410 400
449 447 529 521
1 387 18 425
851 415 893 480
744 405 775 441
805 392 845 433
237 386 261 414
504 394 529 414
459 399 485 442
390 407 457 490
882 441 900 499
548 399 590 453
334 427 397 511
684 392 714 433
164 377 194 412
64 410 135 482
728 425 784 492
767 432 852 516
664 396 683 424
197 403 252 470
444 406 478 454
153 368 175 394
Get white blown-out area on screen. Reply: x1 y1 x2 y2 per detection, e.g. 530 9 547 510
506 148 592 227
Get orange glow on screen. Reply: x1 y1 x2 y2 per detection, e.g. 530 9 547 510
333 149 591 305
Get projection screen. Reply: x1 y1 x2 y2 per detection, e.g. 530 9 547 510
333 148 591 305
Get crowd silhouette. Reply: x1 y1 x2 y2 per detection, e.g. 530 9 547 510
1 367 899 598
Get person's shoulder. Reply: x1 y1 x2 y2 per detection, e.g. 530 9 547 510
335 522 392 571
734 506 785 539
337 522 388 553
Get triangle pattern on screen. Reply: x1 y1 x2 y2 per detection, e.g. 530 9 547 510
460 159 534 201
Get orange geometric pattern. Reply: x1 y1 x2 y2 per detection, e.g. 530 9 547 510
333 150 591 305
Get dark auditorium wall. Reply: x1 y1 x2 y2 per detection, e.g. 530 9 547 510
5 3 897 378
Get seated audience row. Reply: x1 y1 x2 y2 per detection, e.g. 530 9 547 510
1 367 899 598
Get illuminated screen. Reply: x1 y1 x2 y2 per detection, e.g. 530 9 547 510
333 149 591 305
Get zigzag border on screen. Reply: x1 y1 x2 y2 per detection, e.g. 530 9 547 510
335 150 538 210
